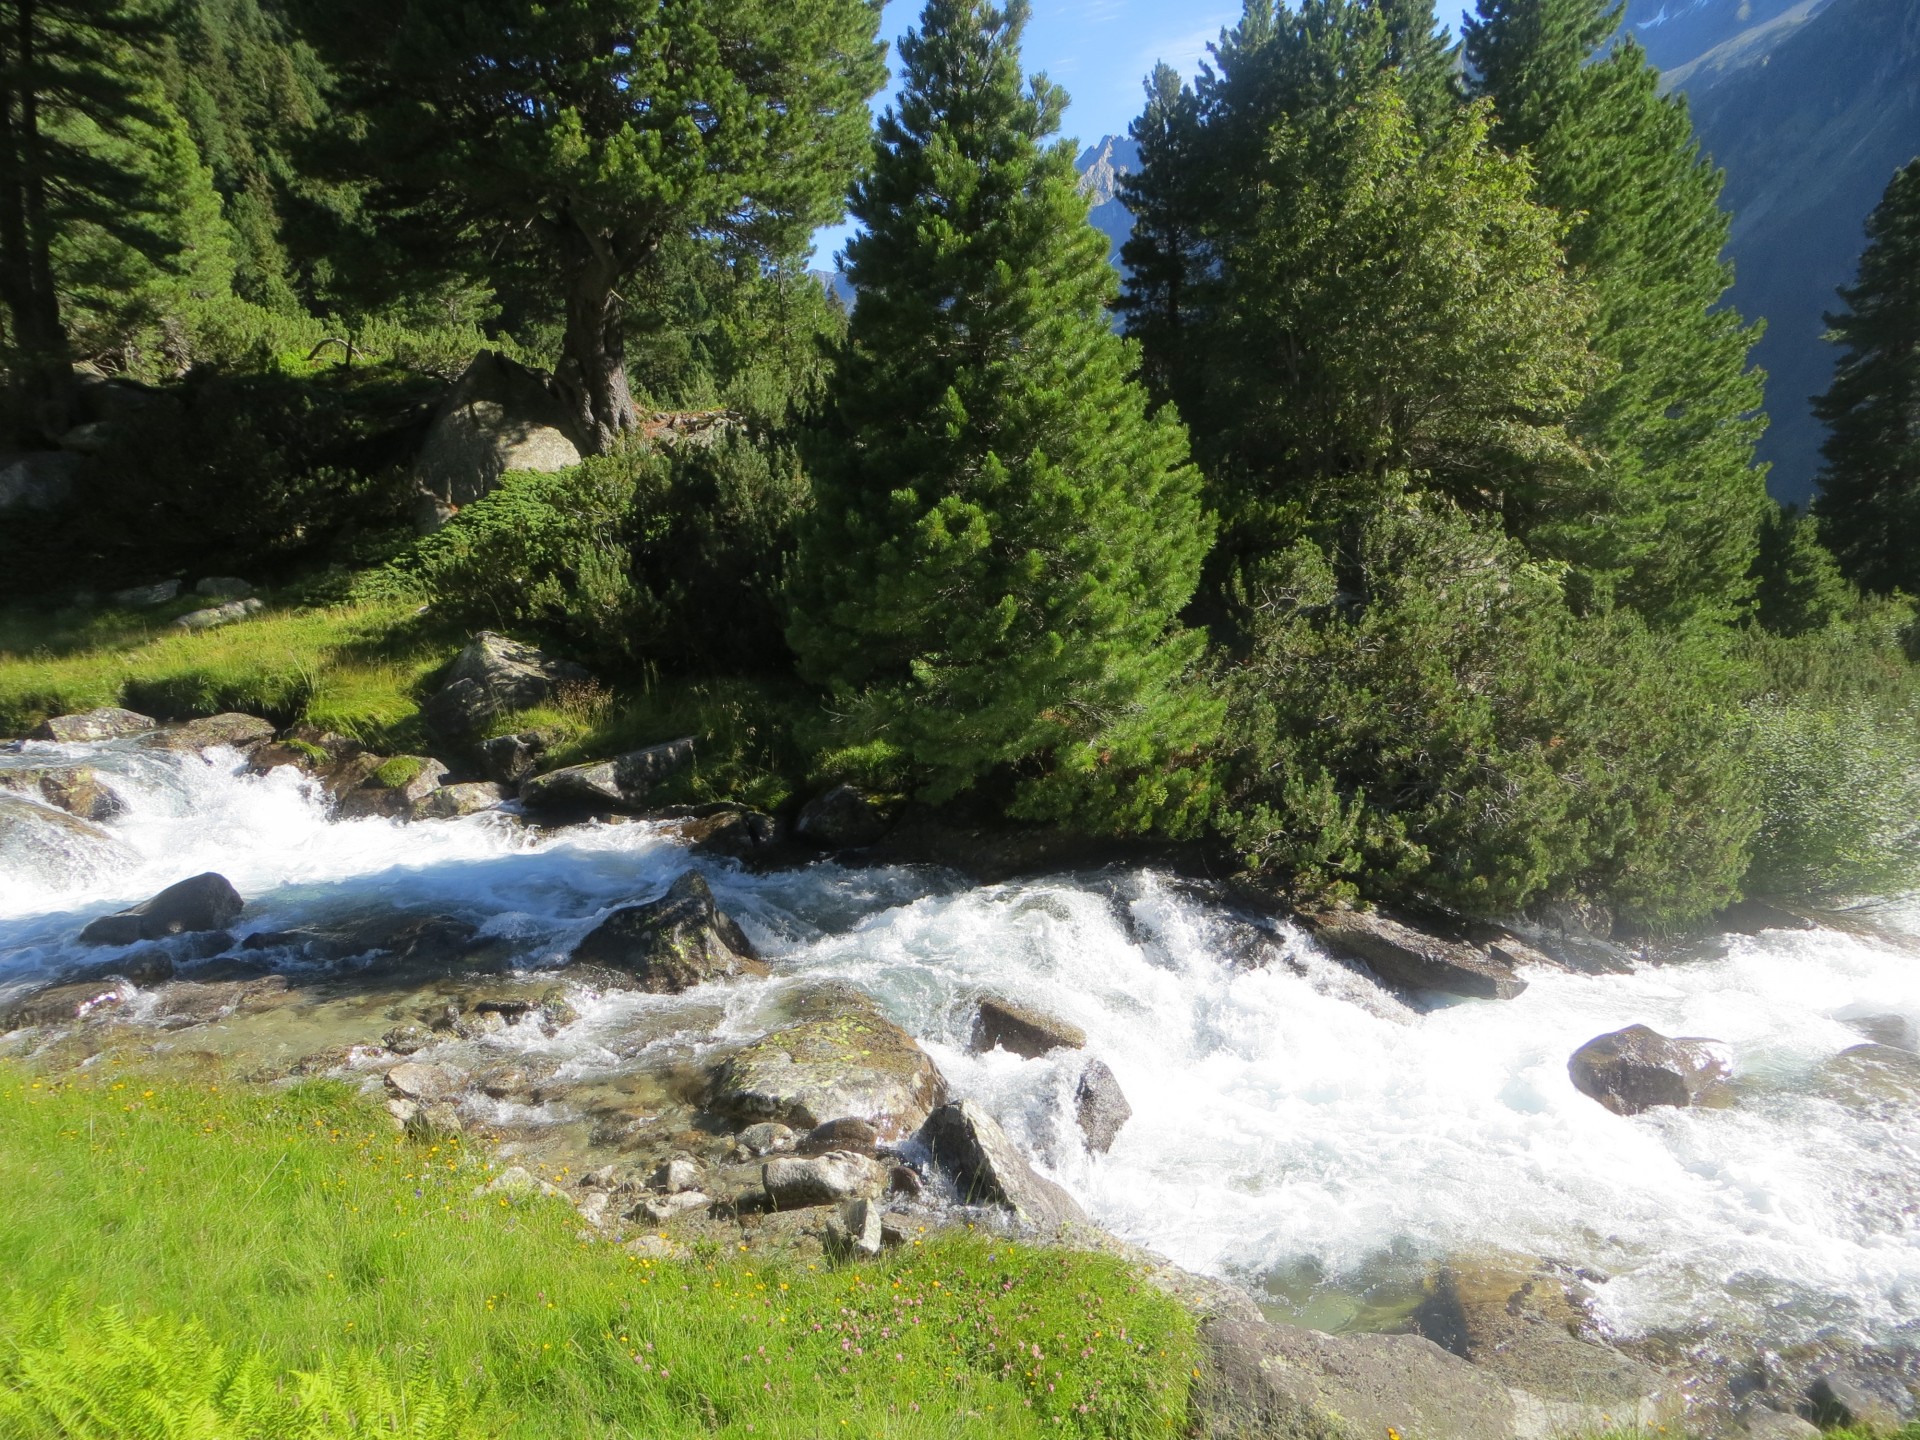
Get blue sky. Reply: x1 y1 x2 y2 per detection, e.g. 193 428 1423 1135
811 0 1478 266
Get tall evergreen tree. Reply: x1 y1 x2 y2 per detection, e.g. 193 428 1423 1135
0 0 171 435
787 0 1215 831
1466 0 1769 626
1812 158 1920 596
293 0 885 452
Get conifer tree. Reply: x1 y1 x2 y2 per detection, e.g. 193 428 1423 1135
788 0 1215 831
1466 0 1769 626
1812 158 1920 596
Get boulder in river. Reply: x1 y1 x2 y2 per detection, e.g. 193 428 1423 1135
412 780 508 820
570 871 767 992
28 706 156 743
79 872 244 946
794 784 890 848
971 994 1085 1058
667 805 784 862
1809 1369 1916 1430
1411 1260 1670 1428
1568 1024 1732 1116
1299 908 1528 1000
1817 1043 1920 1107
336 756 452 819
1843 1013 1919 1052
761 1151 889 1209
916 1099 1087 1231
734 1122 796 1157
1074 1057 1131 1153
0 792 131 887
708 987 947 1140
798 1117 880 1156
139 713 276 755
0 763 123 821
0 978 133 1032
422 632 591 737
517 738 694 813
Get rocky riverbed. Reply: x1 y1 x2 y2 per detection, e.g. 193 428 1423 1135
4 707 1919 1438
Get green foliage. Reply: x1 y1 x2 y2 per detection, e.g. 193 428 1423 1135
1219 499 1756 925
1812 157 1920 596
1466 0 1770 626
0 1300 474 1440
0 1070 1198 1440
294 0 886 448
789 0 1217 834
1749 505 1853 638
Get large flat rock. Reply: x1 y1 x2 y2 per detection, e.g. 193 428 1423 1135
1300 908 1528 1000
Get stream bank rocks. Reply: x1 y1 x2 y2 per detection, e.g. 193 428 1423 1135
569 871 768 992
708 985 947 1140
0 762 122 821
422 631 590 737
518 738 695 814
28 706 156 743
1299 907 1528 1000
1074 1057 1131 1152
1569 1024 1732 1115
917 1099 1088 1231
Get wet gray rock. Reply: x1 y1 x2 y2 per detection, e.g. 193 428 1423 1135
1074 1058 1132 1153
826 1197 885 1257
916 1099 1087 1230
669 806 784 862
1742 1407 1821 1440
194 577 253 599
28 706 156 743
383 1023 434 1055
385 1061 467 1104
173 597 264 632
337 757 451 819
1809 1369 1915 1429
1844 1013 1919 1051
247 728 381 802
412 781 508 820
422 631 591 737
708 989 947 1141
971 994 1086 1058
570 871 767 992
795 784 890 847
1569 1025 1732 1116
517 738 694 813
651 1157 705 1194
799 1117 880 1156
735 1122 796 1157
0 792 130 887
0 763 123 821
1817 1043 1920 1107
140 713 276 755
761 1151 889 1209
0 978 134 1031
482 730 549 787
240 912 482 968
79 872 244 946
1300 908 1528 1000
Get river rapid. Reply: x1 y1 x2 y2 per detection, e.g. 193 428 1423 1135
5 734 1919 1364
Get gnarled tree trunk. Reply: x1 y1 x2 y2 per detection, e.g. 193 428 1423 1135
552 238 639 455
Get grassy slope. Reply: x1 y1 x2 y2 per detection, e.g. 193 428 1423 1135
0 1070 1196 1439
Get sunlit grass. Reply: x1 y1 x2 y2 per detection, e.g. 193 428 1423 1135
0 1069 1196 1439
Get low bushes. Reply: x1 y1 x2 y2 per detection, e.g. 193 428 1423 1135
0 1069 1197 1440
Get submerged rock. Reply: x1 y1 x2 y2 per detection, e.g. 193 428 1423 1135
971 994 1086 1058
668 805 784 862
518 738 694 813
1568 1025 1732 1116
422 631 590 737
28 706 156 743
1809 1369 1916 1430
916 1099 1087 1231
708 988 946 1140
0 763 123 821
0 978 133 1031
569 871 768 992
734 1122 797 1157
79 872 243 946
1300 908 1528 1000
795 784 890 847
1074 1057 1132 1153
0 793 131 888
1843 1013 1919 1052
1817 1043 1920 1107
761 1151 889 1209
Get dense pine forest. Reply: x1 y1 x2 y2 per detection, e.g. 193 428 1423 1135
1 0 1917 931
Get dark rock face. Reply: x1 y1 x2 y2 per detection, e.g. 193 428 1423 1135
0 764 123 821
482 730 550 787
1074 1058 1132 1153
1809 1369 1916 1430
337 757 451 819
1411 1262 1668 1422
28 707 156 743
1715 899 1818 935
1300 909 1528 1000
669 806 783 862
971 994 1086 1058
422 632 591 737
1569 1024 1732 1116
139 713 277 755
79 873 244 947
1844 1013 1919 1051
709 989 947 1140
517 739 695 813
916 1099 1087 1230
795 784 890 847
570 871 767 993
247 727 382 803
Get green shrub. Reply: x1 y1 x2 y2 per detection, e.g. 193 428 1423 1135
1218 499 1757 926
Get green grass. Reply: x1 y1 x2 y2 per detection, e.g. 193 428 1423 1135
0 601 461 751
0 1069 1196 1439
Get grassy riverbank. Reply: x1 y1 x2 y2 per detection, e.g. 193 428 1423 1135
0 1068 1196 1439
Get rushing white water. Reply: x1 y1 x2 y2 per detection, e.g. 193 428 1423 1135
5 736 1919 1352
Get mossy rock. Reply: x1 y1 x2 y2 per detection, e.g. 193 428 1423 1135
708 988 947 1141
371 755 427 789
568 871 768 993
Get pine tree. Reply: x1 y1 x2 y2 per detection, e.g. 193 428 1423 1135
0 0 171 436
1812 157 1920 596
293 0 886 452
1466 0 1770 626
787 0 1215 831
